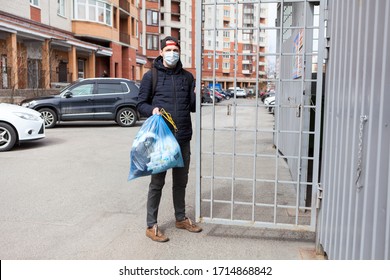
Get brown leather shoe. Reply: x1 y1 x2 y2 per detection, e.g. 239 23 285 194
176 217 202 233
146 224 169 242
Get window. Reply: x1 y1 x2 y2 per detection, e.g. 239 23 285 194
74 0 112 26
77 59 85 79
57 0 65 16
1 55 8 88
30 0 39 6
97 83 128 94
243 44 252 51
71 83 94 96
242 33 251 41
131 17 136 36
88 0 96 21
27 59 41 89
105 2 112 25
146 34 159 50
146 10 159 26
113 7 117 28
76 0 87 19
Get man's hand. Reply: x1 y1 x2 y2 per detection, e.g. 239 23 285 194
152 107 161 115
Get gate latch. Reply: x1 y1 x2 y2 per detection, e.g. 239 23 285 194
296 104 302 118
316 183 323 209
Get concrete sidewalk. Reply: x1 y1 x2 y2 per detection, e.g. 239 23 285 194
0 103 324 260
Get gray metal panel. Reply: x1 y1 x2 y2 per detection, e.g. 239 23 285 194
319 0 390 260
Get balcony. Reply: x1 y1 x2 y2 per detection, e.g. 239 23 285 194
120 32 130 45
222 68 230 74
242 69 252 75
119 0 130 13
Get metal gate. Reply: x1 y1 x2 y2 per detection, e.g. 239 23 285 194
194 0 326 232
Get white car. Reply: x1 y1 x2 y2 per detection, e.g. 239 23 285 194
235 89 247 98
0 103 45 152
264 95 275 106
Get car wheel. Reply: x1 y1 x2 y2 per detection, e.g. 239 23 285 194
116 107 137 127
39 108 57 128
0 122 17 152
225 95 231 100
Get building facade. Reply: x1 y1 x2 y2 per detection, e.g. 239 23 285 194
0 0 269 96
201 0 268 91
0 0 142 92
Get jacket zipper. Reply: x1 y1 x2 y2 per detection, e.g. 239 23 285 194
172 75 177 137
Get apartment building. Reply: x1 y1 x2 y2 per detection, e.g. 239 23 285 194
139 0 195 75
0 0 268 93
202 0 268 91
0 0 143 90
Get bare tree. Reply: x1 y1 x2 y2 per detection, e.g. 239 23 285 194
0 40 29 104
0 39 59 103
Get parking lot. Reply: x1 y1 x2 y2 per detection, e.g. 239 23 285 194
0 103 319 260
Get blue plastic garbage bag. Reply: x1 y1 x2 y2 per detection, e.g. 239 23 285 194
128 114 184 181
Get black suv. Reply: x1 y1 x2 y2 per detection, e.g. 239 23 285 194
21 78 140 128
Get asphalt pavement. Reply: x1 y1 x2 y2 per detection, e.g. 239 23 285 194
0 103 323 260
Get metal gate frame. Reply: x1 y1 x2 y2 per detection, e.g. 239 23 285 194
194 0 326 232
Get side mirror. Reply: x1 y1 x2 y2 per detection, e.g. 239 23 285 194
64 91 73 98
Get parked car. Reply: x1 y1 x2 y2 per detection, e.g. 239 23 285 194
227 87 247 98
261 91 275 102
20 78 140 128
268 99 275 114
264 95 275 107
209 89 224 102
228 86 242 92
201 88 220 103
221 90 233 100
0 103 45 152
235 88 247 98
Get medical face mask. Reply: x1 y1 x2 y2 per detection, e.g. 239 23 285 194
163 51 180 67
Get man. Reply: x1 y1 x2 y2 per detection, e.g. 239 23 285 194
137 36 202 242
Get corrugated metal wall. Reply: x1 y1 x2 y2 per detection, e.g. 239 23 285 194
319 0 390 260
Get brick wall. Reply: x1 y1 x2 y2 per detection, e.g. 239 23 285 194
30 5 41 22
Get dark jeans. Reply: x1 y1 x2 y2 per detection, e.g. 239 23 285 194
146 141 191 227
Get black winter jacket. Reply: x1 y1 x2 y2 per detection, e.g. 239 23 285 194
137 56 195 144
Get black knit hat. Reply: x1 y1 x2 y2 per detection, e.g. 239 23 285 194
160 36 180 50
